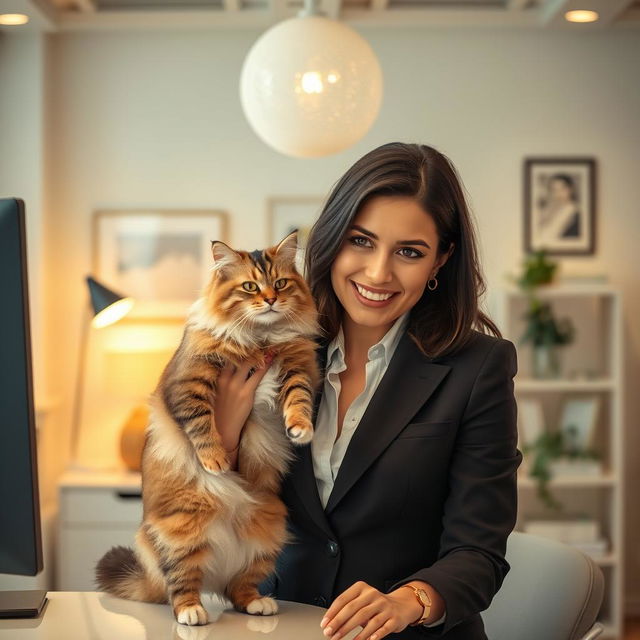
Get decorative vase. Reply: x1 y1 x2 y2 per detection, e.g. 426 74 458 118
532 344 562 379
119 405 149 472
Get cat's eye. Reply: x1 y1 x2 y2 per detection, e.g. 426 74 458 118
274 278 288 290
242 281 259 292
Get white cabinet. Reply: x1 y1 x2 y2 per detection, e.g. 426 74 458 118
494 284 624 639
56 470 142 591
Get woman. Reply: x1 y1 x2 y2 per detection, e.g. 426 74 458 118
215 142 522 640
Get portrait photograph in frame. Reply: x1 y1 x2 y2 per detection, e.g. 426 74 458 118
267 197 324 247
524 157 596 256
93 209 228 318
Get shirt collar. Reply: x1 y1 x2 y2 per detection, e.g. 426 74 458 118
326 311 409 371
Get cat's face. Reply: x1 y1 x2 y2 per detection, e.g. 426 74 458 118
203 232 317 333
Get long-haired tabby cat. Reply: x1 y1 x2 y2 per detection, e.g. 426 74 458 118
96 231 320 625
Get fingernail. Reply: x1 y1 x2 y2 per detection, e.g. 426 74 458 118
324 627 333 636
320 617 328 628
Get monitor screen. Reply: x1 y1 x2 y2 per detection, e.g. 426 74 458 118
0 197 43 577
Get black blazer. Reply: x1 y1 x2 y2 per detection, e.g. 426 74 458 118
264 329 522 639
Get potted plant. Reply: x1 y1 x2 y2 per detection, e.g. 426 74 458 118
520 299 575 378
522 426 601 511
513 250 575 378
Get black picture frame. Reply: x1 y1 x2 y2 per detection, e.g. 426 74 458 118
524 157 596 256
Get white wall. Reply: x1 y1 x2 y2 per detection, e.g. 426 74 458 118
39 26 640 604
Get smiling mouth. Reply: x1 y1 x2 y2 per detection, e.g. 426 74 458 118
352 281 399 302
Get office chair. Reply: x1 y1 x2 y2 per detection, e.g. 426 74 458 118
481 532 605 640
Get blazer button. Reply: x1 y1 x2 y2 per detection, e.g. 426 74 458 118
327 540 339 557
313 596 328 607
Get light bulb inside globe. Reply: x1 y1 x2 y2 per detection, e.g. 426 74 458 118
240 15 383 158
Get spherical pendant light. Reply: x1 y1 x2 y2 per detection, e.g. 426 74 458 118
240 12 383 158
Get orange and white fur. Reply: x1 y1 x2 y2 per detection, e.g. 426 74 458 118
96 232 320 625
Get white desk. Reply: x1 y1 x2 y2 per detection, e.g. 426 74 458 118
0 592 340 640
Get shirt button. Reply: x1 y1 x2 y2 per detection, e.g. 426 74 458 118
327 540 339 557
313 596 328 607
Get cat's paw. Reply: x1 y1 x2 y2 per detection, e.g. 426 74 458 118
285 420 313 445
246 596 279 616
175 604 209 626
197 448 230 475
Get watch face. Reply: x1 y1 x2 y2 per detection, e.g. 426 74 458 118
416 589 430 606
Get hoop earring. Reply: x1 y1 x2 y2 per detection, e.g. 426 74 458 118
427 277 438 291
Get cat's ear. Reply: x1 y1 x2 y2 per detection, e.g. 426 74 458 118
274 231 298 265
211 241 241 276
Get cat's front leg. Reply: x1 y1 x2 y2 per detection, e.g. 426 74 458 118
279 369 315 444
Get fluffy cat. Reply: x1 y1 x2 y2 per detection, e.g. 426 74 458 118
96 232 320 625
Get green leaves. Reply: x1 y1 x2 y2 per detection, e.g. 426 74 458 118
520 299 575 347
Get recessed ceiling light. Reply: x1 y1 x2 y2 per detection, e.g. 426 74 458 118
0 13 30 25
564 10 599 23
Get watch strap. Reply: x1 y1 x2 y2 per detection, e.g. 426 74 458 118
399 584 432 626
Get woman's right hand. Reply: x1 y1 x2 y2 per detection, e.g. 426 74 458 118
213 352 276 456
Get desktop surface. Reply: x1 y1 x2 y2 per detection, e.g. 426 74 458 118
0 592 344 640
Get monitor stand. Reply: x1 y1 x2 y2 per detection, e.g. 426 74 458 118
0 590 48 618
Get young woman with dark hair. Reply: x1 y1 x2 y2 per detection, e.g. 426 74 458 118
215 142 522 639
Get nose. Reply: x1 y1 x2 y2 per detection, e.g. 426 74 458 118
364 251 393 284
264 297 276 306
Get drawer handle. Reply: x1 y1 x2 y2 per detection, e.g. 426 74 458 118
115 491 142 500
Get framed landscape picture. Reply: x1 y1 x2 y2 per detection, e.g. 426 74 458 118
524 158 596 256
93 209 228 318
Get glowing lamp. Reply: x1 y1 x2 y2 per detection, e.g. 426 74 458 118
240 12 383 158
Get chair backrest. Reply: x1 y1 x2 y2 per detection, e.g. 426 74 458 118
481 532 604 640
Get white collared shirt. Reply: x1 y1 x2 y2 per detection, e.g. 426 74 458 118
311 312 409 509
310 311 446 628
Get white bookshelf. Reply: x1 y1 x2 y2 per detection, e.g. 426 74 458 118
494 283 624 639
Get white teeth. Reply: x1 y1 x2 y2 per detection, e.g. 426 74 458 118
355 283 394 301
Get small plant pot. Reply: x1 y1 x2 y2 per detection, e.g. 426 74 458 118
532 344 562 379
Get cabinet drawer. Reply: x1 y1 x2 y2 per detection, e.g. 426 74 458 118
60 488 143 525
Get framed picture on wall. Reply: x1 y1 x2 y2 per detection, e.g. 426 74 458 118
524 157 596 256
267 197 324 247
93 209 228 318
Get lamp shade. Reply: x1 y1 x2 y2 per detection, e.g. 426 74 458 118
240 15 383 158
86 276 134 328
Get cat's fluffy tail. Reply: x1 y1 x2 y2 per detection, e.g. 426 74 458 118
95 546 166 603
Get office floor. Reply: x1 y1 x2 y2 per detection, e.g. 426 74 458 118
626 618 640 639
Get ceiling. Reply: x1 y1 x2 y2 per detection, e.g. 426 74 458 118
1 0 638 32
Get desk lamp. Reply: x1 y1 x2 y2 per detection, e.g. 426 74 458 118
69 277 133 467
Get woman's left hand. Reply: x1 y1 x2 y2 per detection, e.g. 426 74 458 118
320 581 421 640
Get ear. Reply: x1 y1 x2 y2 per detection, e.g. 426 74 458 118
274 231 299 265
437 242 455 270
211 241 241 274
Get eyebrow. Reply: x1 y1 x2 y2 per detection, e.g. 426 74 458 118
350 225 432 250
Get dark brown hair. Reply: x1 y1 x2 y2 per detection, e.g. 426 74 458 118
304 141 501 359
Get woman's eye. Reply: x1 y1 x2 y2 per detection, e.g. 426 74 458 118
349 235 372 248
242 281 259 292
274 278 288 290
398 247 424 259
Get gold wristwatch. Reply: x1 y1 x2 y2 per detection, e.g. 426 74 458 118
400 584 432 626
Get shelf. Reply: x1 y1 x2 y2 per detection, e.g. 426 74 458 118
503 283 618 298
518 472 616 488
515 378 615 392
593 554 619 567
599 622 621 639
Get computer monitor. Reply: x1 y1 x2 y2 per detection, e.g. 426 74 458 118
0 198 47 617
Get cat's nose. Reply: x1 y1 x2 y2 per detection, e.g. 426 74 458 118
264 297 277 306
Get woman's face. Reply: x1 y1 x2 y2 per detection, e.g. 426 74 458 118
548 178 573 203
330 195 451 335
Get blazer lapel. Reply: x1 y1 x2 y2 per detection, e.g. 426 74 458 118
325 332 451 515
